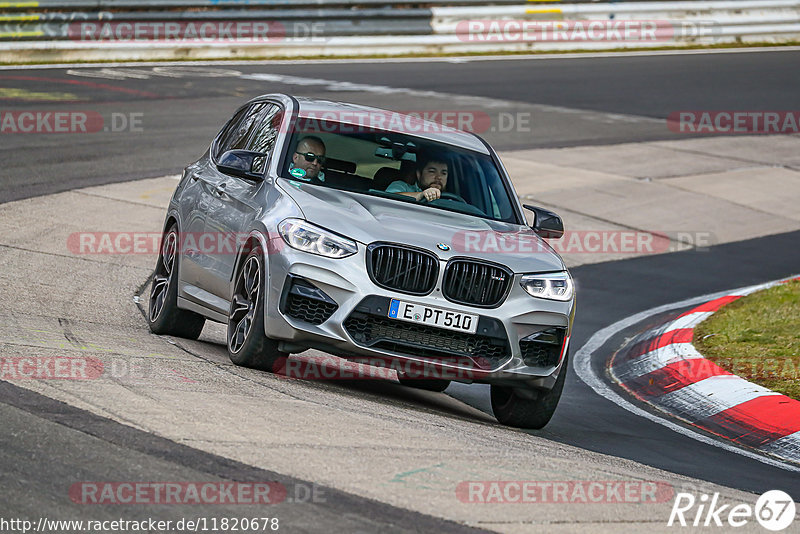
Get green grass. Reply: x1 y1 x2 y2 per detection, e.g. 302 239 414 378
694 280 800 400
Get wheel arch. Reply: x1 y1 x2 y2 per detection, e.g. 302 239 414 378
229 229 272 342
231 230 270 284
162 214 179 234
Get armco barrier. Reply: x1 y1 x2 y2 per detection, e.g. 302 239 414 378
1 10 436 40
0 0 798 61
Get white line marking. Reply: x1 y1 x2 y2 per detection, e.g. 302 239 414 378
66 66 245 80
572 274 800 472
730 283 778 296
655 375 781 421
664 311 714 332
240 72 661 124
66 67 153 80
239 72 518 108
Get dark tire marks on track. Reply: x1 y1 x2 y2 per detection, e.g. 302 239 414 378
0 380 488 533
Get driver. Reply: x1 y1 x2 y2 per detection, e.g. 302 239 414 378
289 135 326 181
385 153 448 202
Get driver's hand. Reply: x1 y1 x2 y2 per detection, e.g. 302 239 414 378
420 188 441 202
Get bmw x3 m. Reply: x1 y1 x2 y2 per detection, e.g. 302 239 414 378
148 94 576 428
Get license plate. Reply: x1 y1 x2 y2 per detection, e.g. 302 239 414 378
388 299 478 334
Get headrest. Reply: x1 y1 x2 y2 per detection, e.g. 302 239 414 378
373 167 400 190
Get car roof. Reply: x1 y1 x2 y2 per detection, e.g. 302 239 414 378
286 96 490 154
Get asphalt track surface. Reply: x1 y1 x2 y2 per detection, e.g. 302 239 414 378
0 382 484 533
2 49 800 528
3 48 800 202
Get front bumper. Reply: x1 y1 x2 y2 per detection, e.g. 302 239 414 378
262 239 575 389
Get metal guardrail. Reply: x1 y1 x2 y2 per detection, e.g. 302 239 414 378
2 0 698 5
433 0 800 38
0 0 798 60
1 8 436 40
1 0 555 9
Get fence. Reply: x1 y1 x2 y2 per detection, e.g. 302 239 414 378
1 0 798 61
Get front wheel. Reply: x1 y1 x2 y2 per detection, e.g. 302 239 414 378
227 246 286 371
148 224 205 339
490 354 567 429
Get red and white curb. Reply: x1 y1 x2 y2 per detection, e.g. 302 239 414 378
609 277 800 465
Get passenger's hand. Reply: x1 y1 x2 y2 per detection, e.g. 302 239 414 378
420 188 441 202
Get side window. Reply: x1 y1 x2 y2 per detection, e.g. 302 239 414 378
214 103 268 160
229 103 268 151
214 105 250 160
247 104 283 174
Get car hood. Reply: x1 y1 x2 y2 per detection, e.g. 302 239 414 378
277 180 565 274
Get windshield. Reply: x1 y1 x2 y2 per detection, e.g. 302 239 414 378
279 122 520 224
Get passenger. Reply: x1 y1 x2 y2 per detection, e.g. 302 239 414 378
385 153 448 202
289 136 326 181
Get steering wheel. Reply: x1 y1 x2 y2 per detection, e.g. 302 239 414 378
435 192 468 203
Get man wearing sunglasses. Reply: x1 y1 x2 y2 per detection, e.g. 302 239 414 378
290 136 326 182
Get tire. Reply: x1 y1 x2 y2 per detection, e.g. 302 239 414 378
397 375 451 392
227 246 286 371
148 224 205 339
490 353 568 429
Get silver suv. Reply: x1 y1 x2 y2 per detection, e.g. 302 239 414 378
148 94 575 429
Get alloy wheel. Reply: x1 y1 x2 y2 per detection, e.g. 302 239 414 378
228 256 261 354
149 230 177 322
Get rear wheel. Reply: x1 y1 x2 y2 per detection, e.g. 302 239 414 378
148 224 205 339
491 354 567 429
227 246 286 371
397 375 451 392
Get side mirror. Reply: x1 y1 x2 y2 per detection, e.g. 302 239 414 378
217 150 268 181
523 204 564 239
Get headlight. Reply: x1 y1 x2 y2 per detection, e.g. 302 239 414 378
278 219 358 259
520 272 574 301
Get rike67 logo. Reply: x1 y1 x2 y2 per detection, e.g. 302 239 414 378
668 490 795 531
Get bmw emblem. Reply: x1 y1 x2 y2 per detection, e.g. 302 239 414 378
436 243 451 251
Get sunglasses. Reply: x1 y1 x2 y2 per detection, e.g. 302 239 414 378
296 151 326 164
